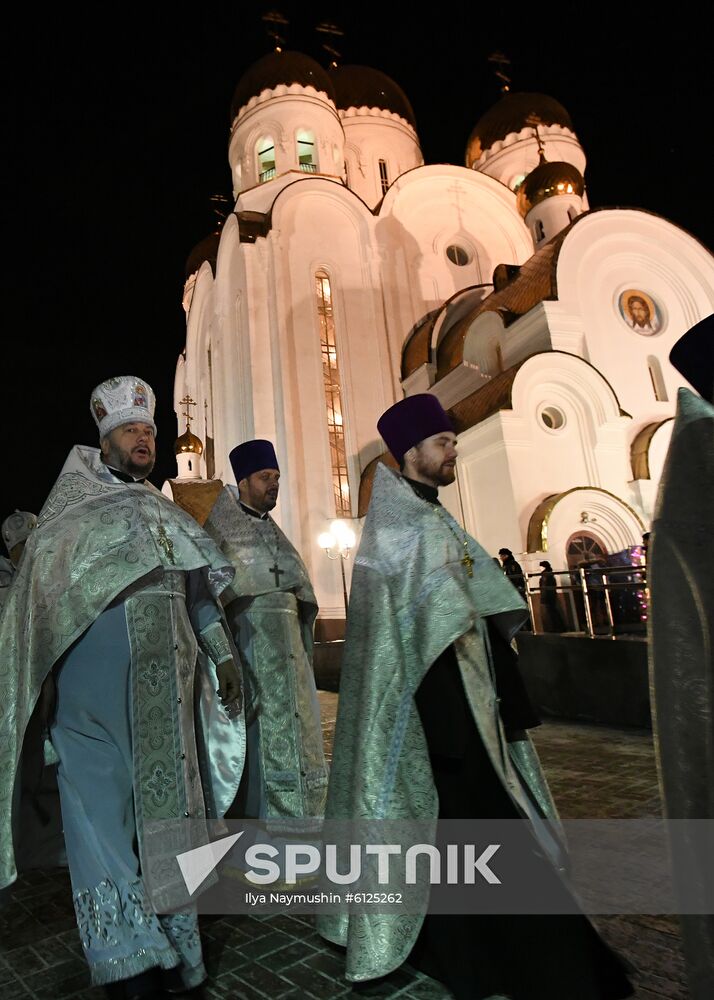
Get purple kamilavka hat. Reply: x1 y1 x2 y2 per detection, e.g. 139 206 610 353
377 394 454 463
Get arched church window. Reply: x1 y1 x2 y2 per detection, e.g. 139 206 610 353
297 129 317 172
647 356 668 402
257 136 276 183
566 532 608 571
205 346 216 479
315 270 352 517
378 159 390 195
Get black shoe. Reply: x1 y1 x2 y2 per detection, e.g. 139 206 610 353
104 967 164 999
159 966 207 997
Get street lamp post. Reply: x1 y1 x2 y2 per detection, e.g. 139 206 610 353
318 519 356 619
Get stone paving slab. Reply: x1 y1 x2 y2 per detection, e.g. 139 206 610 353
0 694 688 998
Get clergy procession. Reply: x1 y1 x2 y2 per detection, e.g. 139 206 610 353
0 351 709 1000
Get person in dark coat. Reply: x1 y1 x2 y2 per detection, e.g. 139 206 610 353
499 548 531 629
538 561 567 633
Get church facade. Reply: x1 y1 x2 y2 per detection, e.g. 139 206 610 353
171 50 714 626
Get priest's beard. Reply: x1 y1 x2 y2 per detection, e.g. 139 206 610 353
102 440 156 479
411 448 456 488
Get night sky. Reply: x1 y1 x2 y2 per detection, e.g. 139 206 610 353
2 5 710 521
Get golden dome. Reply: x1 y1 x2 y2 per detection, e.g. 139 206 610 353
516 160 584 218
466 92 573 167
175 428 204 456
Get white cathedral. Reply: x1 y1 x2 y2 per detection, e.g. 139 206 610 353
167 50 714 632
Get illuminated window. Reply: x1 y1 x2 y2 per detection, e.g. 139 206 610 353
378 159 389 195
205 345 216 479
297 129 317 173
257 136 276 183
316 270 352 516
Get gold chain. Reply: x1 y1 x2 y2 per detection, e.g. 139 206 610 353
433 506 474 578
136 489 175 565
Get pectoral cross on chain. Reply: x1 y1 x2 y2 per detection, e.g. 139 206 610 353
461 548 474 578
157 525 176 565
270 562 284 586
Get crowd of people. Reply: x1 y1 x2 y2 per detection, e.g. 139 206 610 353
0 372 673 1000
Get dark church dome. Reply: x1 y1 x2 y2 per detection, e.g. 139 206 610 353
466 92 573 167
516 159 585 218
185 233 220 279
231 51 336 121
330 65 417 128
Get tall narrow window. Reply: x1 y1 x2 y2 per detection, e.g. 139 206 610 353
296 129 317 172
316 270 351 516
257 136 276 183
205 345 216 478
535 219 546 242
378 159 389 195
648 356 668 401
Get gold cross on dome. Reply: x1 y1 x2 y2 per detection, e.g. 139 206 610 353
179 395 196 430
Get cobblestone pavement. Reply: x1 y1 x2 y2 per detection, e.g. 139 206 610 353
0 693 687 999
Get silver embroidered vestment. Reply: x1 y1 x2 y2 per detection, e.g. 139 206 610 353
316 465 563 982
0 555 14 615
204 485 328 823
0 446 245 987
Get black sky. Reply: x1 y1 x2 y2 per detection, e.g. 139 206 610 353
2 5 710 519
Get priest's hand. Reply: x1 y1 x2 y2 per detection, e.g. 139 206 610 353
217 660 242 714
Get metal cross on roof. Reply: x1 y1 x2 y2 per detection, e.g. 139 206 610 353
179 395 196 430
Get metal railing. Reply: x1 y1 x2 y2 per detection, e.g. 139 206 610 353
299 162 318 173
521 565 648 638
259 167 276 183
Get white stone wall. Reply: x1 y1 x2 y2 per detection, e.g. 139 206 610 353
378 165 534 367
525 192 584 246
555 210 714 433
340 109 422 208
454 352 633 563
229 85 345 195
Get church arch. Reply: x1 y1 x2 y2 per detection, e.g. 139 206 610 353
527 487 645 563
461 311 506 377
630 418 675 481
565 531 609 570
